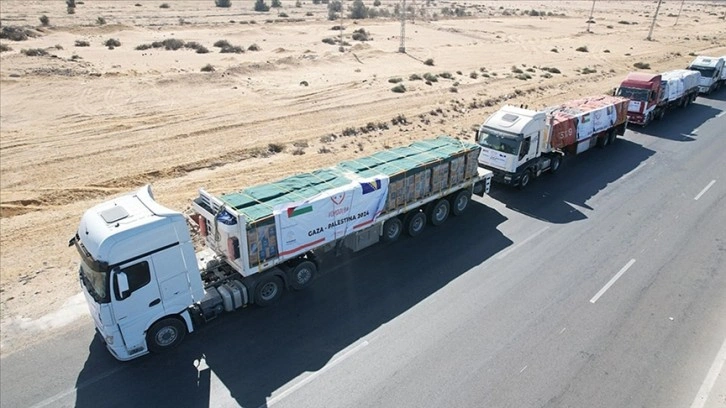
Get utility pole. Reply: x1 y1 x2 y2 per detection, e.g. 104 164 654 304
674 0 685 26
587 0 596 33
399 0 406 53
646 0 663 41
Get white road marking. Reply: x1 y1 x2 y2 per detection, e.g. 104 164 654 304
689 337 726 408
496 226 550 260
694 180 716 201
620 162 647 180
519 365 528 373
263 340 369 408
692 127 700 135
716 111 725 118
559 327 567 334
590 259 636 304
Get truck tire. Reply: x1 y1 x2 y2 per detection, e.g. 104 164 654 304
382 217 403 242
608 129 617 145
254 275 283 306
405 211 426 237
549 155 562 174
427 199 450 226
598 132 609 148
518 170 532 190
449 190 471 216
147 317 186 354
288 260 316 291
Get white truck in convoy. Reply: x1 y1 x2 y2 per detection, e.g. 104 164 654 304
475 95 629 189
71 136 493 361
687 56 725 94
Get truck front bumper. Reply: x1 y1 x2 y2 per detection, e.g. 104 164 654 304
627 113 645 125
484 166 518 185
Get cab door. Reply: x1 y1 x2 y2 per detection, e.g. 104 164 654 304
517 131 539 167
110 258 164 353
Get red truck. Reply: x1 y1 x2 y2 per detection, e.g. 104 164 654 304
616 70 700 126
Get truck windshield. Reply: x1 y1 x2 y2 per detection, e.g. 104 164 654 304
617 87 649 101
80 258 109 304
478 130 520 155
689 66 715 78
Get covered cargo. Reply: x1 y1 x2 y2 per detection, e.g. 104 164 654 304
661 69 700 102
197 136 482 272
544 95 629 151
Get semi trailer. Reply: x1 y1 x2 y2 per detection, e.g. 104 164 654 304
71 136 493 361
475 95 628 189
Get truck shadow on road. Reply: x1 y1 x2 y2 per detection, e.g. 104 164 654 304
630 91 724 141
73 202 510 408
487 139 655 224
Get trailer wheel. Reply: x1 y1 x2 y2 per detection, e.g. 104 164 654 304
289 260 316 291
254 275 283 306
147 318 186 354
449 190 471 216
598 132 610 148
608 129 617 145
549 155 562 174
405 211 426 237
518 170 532 190
382 217 403 242
428 199 450 226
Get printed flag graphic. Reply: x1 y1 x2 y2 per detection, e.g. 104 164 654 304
360 179 382 194
287 204 313 218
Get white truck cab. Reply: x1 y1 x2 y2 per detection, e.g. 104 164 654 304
687 56 725 94
71 185 204 360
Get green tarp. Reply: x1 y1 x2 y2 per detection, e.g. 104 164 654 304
219 136 478 223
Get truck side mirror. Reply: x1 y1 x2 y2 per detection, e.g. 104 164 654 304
114 269 131 300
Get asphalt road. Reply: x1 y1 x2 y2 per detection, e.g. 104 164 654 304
1 90 724 408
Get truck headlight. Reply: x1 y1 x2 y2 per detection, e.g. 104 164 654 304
504 176 512 181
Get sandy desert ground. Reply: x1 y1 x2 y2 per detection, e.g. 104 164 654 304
1 0 725 356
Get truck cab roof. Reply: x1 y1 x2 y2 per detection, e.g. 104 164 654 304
482 105 545 136
77 185 188 266
689 56 725 69
621 72 661 88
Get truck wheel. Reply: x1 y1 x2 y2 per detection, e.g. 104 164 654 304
289 260 316 291
608 129 617 145
518 170 531 190
405 211 426 237
428 199 450 226
147 318 186 354
254 275 283 306
598 133 610 148
549 155 562 174
382 217 403 242
449 190 471 216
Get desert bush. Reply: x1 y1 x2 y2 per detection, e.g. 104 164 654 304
351 28 370 41
292 148 305 156
542 66 561 74
541 73 552 79
75 39 90 47
271 0 282 7
97 16 107 25
373 0 381 5
439 71 453 79
409 73 422 81
300 80 309 86
318 146 332 154
581 67 597 74
67 0 76 13
247 43 260 51
342 127 358 136
1 26 35 41
388 77 403 83
576 45 588 52
135 3 142 6
295 0 302 7
268 143 284 153
306 12 313 16
0 44 12 52
331 25 344 30
21 48 48 56
213 39 231 48
423 72 438 82
515 73 531 80
470 72 478 79
424 58 434 66
39 15 50 26
322 37 336 45
633 62 651 69
162 38 185 50
201 64 215 72
349 0 369 19
221 45 244 53
135 43 152 50
391 114 407 125
215 0 232 7
618 20 630 25
160 3 170 8
550 48 558 53
279 12 289 17
105 38 121 48
254 0 270 11
606 25 613 29
603 49 610 53
449 87 458 93
511 66 523 74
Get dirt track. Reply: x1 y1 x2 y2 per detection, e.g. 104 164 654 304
1 0 725 355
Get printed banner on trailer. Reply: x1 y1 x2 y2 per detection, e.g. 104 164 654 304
273 175 389 257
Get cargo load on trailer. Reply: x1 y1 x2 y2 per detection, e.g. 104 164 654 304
617 69 700 125
476 95 628 188
71 136 493 361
